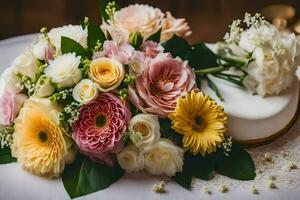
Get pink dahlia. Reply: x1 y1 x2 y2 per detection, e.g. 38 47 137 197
129 53 196 118
72 93 131 166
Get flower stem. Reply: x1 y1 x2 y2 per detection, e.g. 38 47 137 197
194 66 225 75
205 76 223 101
219 54 250 67
213 73 244 87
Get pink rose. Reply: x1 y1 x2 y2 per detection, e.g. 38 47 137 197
95 40 135 64
0 91 26 125
129 53 196 118
72 93 131 166
141 41 164 58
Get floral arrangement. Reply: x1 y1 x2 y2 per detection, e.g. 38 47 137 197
0 1 299 199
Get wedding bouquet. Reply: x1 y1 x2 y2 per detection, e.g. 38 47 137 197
0 1 299 199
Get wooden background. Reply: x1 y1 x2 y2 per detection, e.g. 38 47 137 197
0 0 300 43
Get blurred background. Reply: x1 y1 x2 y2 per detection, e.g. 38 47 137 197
1 0 300 43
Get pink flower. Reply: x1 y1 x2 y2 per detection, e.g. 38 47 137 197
96 40 135 64
72 93 131 166
141 41 164 58
129 53 196 118
0 91 26 125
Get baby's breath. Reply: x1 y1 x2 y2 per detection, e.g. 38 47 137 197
272 42 286 55
0 125 14 148
59 102 81 134
50 88 73 104
17 73 36 96
224 19 243 43
221 137 233 156
243 12 266 28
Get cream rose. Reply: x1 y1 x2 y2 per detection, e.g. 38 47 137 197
105 4 164 43
44 53 82 88
143 139 184 177
32 36 49 60
117 146 144 173
12 50 40 80
48 25 87 52
72 79 98 104
89 57 124 92
128 114 160 148
34 75 55 98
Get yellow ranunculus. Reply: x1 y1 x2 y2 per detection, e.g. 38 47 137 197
89 57 124 92
169 91 227 156
12 98 76 178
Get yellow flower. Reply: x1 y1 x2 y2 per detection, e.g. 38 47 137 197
12 98 76 178
169 91 227 156
89 58 124 92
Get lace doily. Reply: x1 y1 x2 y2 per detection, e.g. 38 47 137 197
193 116 300 194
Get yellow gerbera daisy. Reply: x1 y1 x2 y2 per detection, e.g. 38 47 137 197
169 91 227 156
12 98 76 178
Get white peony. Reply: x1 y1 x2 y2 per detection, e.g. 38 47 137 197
72 79 98 104
104 4 164 43
44 53 82 88
48 25 87 52
34 75 55 97
128 114 160 149
32 35 49 60
161 11 192 42
143 139 184 177
117 146 144 173
12 50 40 80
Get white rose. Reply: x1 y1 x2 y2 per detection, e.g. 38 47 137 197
161 11 192 42
12 50 40 80
0 67 23 93
128 114 160 148
143 139 184 177
32 36 49 60
117 146 144 173
48 25 87 52
44 53 82 88
72 79 98 104
34 75 55 97
105 4 164 42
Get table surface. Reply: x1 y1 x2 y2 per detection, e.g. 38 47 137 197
0 34 299 200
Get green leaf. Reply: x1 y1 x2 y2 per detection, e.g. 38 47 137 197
62 155 125 199
162 35 191 59
173 169 192 190
214 143 256 180
186 43 218 69
61 36 86 57
88 22 106 50
146 28 161 43
0 146 16 164
185 153 214 180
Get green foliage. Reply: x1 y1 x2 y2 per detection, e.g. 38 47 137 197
62 155 125 199
186 43 218 69
162 35 191 59
61 36 87 57
100 0 120 22
214 143 256 180
87 22 106 51
0 146 16 164
160 118 183 146
146 28 161 43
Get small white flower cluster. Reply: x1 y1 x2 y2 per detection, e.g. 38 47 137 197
221 13 300 96
0 125 14 148
221 137 233 157
224 19 243 44
63 102 80 125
